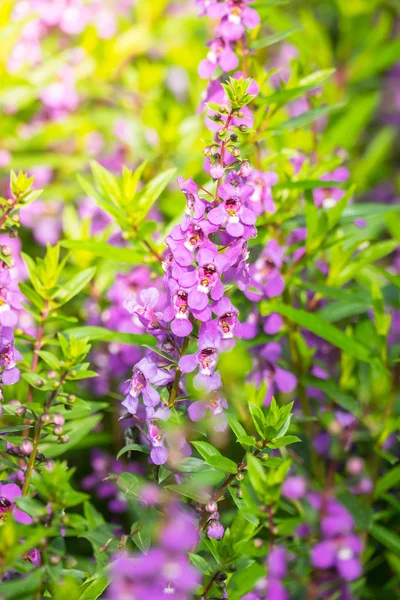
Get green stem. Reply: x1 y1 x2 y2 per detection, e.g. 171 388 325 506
22 372 67 495
167 336 190 408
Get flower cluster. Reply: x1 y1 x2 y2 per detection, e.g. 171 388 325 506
108 508 200 600
121 5 261 464
197 0 260 79
0 242 23 386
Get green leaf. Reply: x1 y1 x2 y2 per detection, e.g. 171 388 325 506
63 325 154 346
0 568 44 599
78 575 109 600
301 376 360 415
60 240 143 264
90 161 121 204
250 27 301 50
248 402 266 438
263 304 371 362
39 414 103 458
274 179 345 191
192 441 237 473
191 440 220 460
246 453 267 498
135 168 176 223
36 350 60 371
55 268 96 306
369 524 400 554
268 435 301 448
374 466 400 499
165 483 211 504
207 455 238 474
270 104 343 132
189 553 212 575
335 240 398 287
116 444 150 459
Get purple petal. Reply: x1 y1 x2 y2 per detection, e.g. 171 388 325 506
188 289 209 310
2 367 20 385
171 317 193 337
150 446 168 465
275 367 297 393
188 401 207 422
265 273 285 297
179 354 198 374
311 541 336 569
226 221 244 237
207 206 225 225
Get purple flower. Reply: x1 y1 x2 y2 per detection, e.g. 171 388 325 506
250 342 297 404
178 248 232 311
179 324 221 389
207 519 225 540
166 221 217 267
282 476 307 500
249 170 278 216
267 546 287 579
0 327 22 385
199 38 239 78
122 357 170 414
247 239 285 300
0 483 32 524
311 534 362 581
314 167 350 209
164 284 193 337
178 177 206 230
123 287 163 331
208 180 256 238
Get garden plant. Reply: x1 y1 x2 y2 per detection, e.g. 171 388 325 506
0 0 399 599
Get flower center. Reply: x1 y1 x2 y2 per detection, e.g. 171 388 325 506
0 497 12 519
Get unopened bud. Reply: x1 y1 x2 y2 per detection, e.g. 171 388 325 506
21 439 33 455
230 133 238 142
231 147 240 157
35 378 43 387
59 435 70 444
52 381 60 389
41 413 51 424
236 488 243 499
239 124 248 132
206 500 218 513
52 413 65 426
67 394 76 404
53 425 63 436
236 472 244 481
16 406 26 417
50 554 61 565
1 246 11 256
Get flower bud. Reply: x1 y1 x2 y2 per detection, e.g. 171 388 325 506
53 425 64 436
50 554 61 565
207 520 225 540
239 124 248 132
52 413 65 426
59 435 70 444
1 246 11 256
236 472 244 481
16 406 26 417
67 394 76 404
21 439 33 455
206 500 218 513
41 413 51 423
